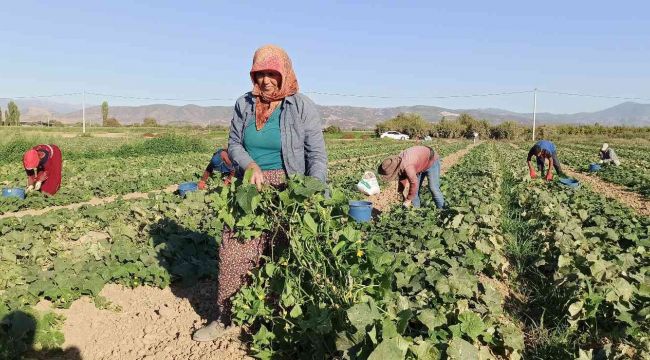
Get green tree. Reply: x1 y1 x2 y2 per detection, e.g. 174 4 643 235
375 112 431 138
143 117 158 127
104 117 121 127
101 101 109 126
4 110 8 126
0 106 3 126
7 101 20 126
323 125 342 134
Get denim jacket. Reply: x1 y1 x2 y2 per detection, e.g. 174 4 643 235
227 92 328 183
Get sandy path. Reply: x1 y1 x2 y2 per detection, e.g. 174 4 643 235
0 185 179 219
564 167 650 217
40 282 251 360
368 142 479 211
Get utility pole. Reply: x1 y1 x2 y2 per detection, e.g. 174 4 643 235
532 88 538 141
82 89 86 134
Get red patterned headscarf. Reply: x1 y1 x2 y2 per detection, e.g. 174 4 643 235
250 45 299 130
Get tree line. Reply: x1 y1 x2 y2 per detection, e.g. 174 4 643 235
1 101 21 126
375 112 650 140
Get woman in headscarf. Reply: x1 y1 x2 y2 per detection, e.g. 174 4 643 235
193 45 328 342
22 144 63 196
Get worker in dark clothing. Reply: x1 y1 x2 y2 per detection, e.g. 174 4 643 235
198 148 235 189
527 140 563 181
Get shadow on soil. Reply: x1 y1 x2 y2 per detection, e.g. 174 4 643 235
149 218 220 323
1 310 82 360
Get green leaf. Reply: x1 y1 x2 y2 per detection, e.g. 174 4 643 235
252 324 275 346
236 184 259 214
347 301 380 331
382 318 398 339
451 214 464 228
418 309 446 331
409 339 440 360
499 323 524 351
447 337 478 360
303 213 318 236
458 312 486 340
367 337 409 360
289 304 303 318
568 301 583 317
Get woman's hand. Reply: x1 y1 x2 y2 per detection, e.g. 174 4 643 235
247 163 264 191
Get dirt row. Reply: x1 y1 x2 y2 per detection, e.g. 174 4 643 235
508 142 649 218
563 167 650 217
31 282 250 360
0 185 179 220
369 142 479 211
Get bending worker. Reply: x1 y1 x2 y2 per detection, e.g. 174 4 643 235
599 143 621 166
22 144 63 196
198 147 235 189
527 140 563 181
378 145 445 209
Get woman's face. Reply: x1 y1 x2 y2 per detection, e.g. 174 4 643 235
254 71 282 94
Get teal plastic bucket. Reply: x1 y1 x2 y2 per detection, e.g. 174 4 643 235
2 188 26 199
349 200 373 223
588 163 601 172
559 178 581 188
178 182 198 197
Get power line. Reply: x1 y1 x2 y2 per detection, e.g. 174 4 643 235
0 92 82 100
2 88 649 103
85 91 236 102
538 89 650 102
304 90 533 99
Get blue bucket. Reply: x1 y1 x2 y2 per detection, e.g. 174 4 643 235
559 178 581 188
2 187 26 200
348 200 373 223
178 182 198 197
588 163 601 172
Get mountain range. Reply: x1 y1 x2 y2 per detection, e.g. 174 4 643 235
4 99 650 128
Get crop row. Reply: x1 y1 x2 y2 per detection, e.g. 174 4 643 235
495 143 649 358
0 152 210 214
559 145 650 198
0 187 225 356
513 142 650 199
230 143 527 359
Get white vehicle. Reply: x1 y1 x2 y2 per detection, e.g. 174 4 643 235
380 131 409 140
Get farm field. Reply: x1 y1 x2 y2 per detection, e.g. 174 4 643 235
1 129 649 360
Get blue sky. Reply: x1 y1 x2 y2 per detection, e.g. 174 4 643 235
1 1 649 113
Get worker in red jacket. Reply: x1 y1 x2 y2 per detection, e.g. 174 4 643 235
198 147 235 189
378 145 445 209
23 144 63 196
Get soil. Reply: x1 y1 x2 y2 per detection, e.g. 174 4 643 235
0 185 179 220
368 142 479 212
33 282 251 360
564 167 650 217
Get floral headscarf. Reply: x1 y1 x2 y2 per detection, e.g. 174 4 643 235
250 45 299 130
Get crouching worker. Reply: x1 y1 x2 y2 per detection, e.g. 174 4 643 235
599 143 621 166
378 145 445 209
198 147 235 189
23 144 62 196
527 140 564 181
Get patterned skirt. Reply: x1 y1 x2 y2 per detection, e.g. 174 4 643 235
216 169 286 324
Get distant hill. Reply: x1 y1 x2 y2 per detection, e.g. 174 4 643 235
10 99 650 128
